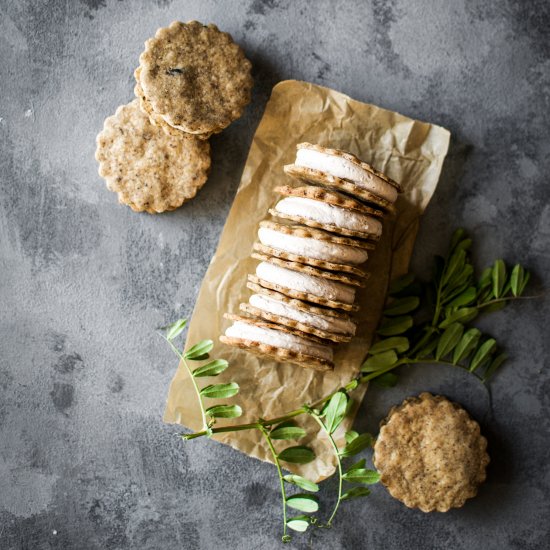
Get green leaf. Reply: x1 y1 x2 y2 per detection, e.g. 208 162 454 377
278 446 315 464
492 260 506 298
165 318 187 341
452 328 481 364
200 382 239 399
184 339 214 360
192 359 229 377
286 516 311 533
469 339 497 372
205 404 242 419
436 323 464 360
369 337 409 355
373 372 398 388
345 430 359 444
361 350 398 372
478 267 493 290
270 421 307 441
519 270 530 294
341 487 371 501
286 494 319 513
283 475 319 492
342 468 381 485
439 307 478 329
346 458 366 472
450 228 467 251
442 248 466 287
383 296 420 316
377 315 414 336
446 286 477 308
510 264 524 297
340 433 373 457
323 391 349 434
416 335 439 359
483 352 508 381
388 273 415 295
446 263 474 292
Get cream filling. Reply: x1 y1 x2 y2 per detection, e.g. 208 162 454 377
275 197 383 237
256 262 356 304
295 148 398 203
258 227 368 265
225 321 333 361
249 294 356 335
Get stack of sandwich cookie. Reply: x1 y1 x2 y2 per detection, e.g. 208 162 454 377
221 142 402 371
96 21 253 212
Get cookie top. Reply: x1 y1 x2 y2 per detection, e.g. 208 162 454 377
220 314 334 371
374 393 490 512
138 21 253 136
95 100 211 213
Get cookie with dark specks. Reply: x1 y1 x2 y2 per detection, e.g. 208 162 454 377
374 392 490 512
138 21 253 136
95 100 210 213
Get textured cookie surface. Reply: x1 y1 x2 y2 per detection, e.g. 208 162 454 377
138 21 253 135
284 164 395 211
374 393 490 512
96 100 211 213
220 314 333 371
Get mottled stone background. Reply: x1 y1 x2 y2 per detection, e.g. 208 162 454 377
1 1 549 549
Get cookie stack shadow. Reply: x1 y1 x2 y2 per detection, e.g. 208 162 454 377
221 142 402 372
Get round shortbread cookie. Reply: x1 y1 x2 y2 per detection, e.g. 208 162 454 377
138 21 253 136
220 314 334 371
251 252 365 287
95 100 211 213
134 67 215 140
374 393 490 513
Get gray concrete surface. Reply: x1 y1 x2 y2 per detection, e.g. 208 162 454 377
1 1 549 549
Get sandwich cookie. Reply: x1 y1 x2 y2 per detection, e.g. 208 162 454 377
270 185 384 240
257 220 373 272
241 292 356 343
284 143 401 210
249 261 359 312
95 100 211 213
220 314 334 371
374 393 490 513
137 21 253 138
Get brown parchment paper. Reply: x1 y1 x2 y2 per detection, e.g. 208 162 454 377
164 80 450 482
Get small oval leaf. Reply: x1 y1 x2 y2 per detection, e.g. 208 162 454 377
436 323 464 360
286 515 311 533
200 382 239 399
339 433 373 457
452 328 481 364
439 307 478 329
341 487 371 501
286 494 319 513
270 421 306 441
283 475 319 492
278 446 315 464
165 318 187 341
510 264 523 297
346 458 366 472
388 273 415 295
377 315 413 336
369 337 409 355
323 391 349 434
342 468 381 485
469 339 497 372
205 404 242 419
345 430 359 444
492 259 506 298
361 350 398 373
192 359 229 378
483 352 508 381
446 286 477 308
184 339 214 360
383 296 420 316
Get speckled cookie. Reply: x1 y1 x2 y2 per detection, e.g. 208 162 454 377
374 393 490 513
95 100 211 213
137 21 253 137
220 314 334 371
251 252 365 287
270 184 384 240
248 274 359 312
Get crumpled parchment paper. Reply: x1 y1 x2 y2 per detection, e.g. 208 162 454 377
164 80 450 482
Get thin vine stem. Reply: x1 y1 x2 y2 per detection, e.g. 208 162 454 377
163 336 208 431
308 413 343 527
259 425 289 542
